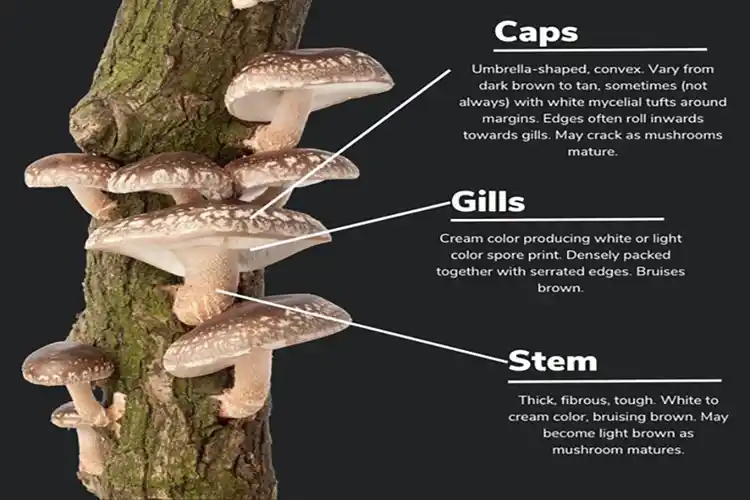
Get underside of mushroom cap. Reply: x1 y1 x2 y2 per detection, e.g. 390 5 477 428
22 341 115 386
24 153 118 189
225 48 394 122
163 294 351 378
84 200 331 276
225 149 360 195
108 152 233 199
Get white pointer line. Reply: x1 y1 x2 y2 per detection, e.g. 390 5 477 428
249 201 451 253
508 379 722 384
249 68 453 219
493 48 708 53
217 290 509 365
451 217 665 223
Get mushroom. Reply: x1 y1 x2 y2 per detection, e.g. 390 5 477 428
107 152 233 204
24 153 118 219
50 402 107 476
233 0 275 9
22 341 114 426
84 201 331 326
163 294 351 418
224 148 360 209
225 48 394 152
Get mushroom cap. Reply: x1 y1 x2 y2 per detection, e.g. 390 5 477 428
50 401 84 429
163 294 351 378
224 149 360 195
225 48 394 122
108 152 233 199
24 153 118 189
84 201 331 276
22 341 114 386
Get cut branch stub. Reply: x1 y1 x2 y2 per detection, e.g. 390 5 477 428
225 48 394 152
108 152 234 204
84 201 331 325
22 341 114 426
162 294 351 418
225 148 360 209
24 153 119 220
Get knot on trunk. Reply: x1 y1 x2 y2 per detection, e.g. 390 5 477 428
70 97 132 158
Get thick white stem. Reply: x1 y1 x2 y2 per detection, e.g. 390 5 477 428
212 350 273 419
246 89 314 152
161 188 204 204
76 426 105 476
68 185 117 220
66 383 108 427
172 246 239 325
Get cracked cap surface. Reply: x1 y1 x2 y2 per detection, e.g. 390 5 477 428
225 48 394 122
224 149 359 193
24 153 118 189
108 152 233 199
22 341 114 386
50 401 85 428
84 200 331 276
163 294 351 377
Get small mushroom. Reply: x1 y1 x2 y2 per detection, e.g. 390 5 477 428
163 294 351 418
22 341 114 426
225 48 394 152
51 402 107 476
107 152 233 204
225 148 360 209
24 153 118 219
233 0 275 9
85 201 331 325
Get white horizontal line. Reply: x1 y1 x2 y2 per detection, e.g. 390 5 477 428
507 378 722 384
493 48 707 53
217 290 509 364
450 217 665 223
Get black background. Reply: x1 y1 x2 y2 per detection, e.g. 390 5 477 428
1 1 743 499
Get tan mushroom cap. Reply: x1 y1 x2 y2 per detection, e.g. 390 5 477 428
225 48 394 122
163 294 351 378
24 153 117 189
51 401 84 429
225 149 360 195
84 200 331 276
22 341 114 386
108 152 233 199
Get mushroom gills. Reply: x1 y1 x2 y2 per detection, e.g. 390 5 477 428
67 185 117 219
157 188 205 204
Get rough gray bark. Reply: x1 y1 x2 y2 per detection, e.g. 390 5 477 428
65 1 312 498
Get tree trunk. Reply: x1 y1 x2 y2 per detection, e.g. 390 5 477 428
66 1 312 498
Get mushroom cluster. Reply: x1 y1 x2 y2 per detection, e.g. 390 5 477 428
21 45 392 478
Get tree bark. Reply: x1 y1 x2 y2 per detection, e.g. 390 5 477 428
66 1 312 498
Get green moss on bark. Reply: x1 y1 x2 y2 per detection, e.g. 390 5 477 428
65 0 312 498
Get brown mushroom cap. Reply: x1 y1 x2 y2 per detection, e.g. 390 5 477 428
224 149 360 196
108 152 233 199
225 48 394 122
22 341 114 386
24 153 118 189
51 401 84 429
84 200 331 276
163 294 351 378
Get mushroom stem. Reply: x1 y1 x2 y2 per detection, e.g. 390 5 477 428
66 382 109 427
172 246 240 325
67 185 117 219
75 426 106 476
161 188 205 204
250 186 294 209
212 350 272 418
246 89 314 152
